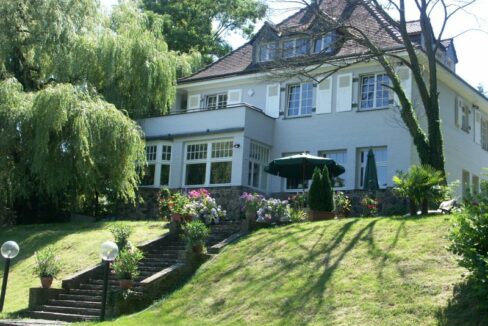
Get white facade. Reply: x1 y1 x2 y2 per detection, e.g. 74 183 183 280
139 59 488 198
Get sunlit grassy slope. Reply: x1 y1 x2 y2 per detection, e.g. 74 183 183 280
0 221 167 317
104 215 486 326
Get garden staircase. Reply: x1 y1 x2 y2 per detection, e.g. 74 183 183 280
27 221 243 323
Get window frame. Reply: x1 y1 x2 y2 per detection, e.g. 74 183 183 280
141 143 172 187
183 139 234 187
359 73 392 110
460 99 471 133
206 93 228 110
258 42 277 62
481 117 488 151
313 32 337 54
318 149 347 189
357 147 388 189
286 82 314 117
247 142 270 191
282 38 310 59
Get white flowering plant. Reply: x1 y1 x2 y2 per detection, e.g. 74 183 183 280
187 189 226 224
256 198 291 224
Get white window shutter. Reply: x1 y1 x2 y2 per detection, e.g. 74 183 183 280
336 73 353 112
188 94 201 110
475 109 482 144
454 97 459 127
266 84 280 118
395 67 412 104
316 77 332 114
227 89 242 105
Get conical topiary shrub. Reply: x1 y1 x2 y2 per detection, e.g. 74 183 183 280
308 166 335 220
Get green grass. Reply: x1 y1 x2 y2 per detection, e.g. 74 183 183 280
0 221 167 317
102 215 486 326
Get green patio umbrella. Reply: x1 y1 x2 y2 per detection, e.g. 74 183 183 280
264 153 345 191
363 148 379 191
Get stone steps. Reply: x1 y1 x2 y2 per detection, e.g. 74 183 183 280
34 305 100 316
48 299 101 309
28 311 98 323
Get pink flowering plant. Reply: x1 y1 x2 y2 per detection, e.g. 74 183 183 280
256 198 291 224
186 189 226 224
240 192 266 212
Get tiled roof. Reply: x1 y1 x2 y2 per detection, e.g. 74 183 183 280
179 0 417 83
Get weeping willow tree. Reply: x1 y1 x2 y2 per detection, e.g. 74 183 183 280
0 79 146 221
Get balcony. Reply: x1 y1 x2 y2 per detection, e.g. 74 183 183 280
139 104 275 143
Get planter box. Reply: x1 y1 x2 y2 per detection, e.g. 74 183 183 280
309 210 335 221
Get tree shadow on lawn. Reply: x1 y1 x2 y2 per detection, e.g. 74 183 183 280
437 278 488 326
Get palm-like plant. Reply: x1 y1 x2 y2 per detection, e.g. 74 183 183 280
393 165 445 215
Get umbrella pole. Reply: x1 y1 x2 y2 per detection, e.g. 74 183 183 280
302 163 306 194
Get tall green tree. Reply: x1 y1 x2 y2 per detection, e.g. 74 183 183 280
142 0 267 58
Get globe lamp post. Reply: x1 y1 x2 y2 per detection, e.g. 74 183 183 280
0 241 20 312
100 241 119 321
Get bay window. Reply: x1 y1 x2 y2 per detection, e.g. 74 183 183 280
185 140 233 187
141 144 172 187
287 83 313 116
360 74 392 110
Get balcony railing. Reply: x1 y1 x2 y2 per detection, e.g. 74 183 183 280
167 103 265 116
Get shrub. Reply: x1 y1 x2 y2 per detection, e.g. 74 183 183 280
289 208 307 223
393 165 445 215
361 195 378 217
308 167 334 212
33 246 62 278
449 181 488 290
158 187 173 220
187 189 226 224
112 247 144 280
240 192 266 212
182 220 210 247
256 198 291 224
109 223 133 250
335 191 352 217
288 193 307 210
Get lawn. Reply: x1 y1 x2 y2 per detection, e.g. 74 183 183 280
101 215 487 326
0 221 167 317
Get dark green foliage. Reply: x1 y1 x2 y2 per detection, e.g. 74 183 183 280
308 167 334 212
112 247 144 280
110 223 133 250
142 0 267 58
322 166 335 212
182 220 210 247
449 181 488 290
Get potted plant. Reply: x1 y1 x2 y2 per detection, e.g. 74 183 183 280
361 195 378 217
109 223 133 250
182 220 210 253
240 192 265 227
112 247 144 289
335 191 352 218
33 246 62 289
308 166 335 221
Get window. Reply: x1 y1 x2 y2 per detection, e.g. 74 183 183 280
247 142 270 190
482 118 488 151
360 74 392 110
258 43 277 62
283 38 309 58
283 151 309 191
461 101 471 132
472 175 480 195
287 83 313 116
314 32 337 54
206 94 227 110
462 170 470 199
319 150 347 188
141 144 172 187
184 140 233 186
358 147 388 188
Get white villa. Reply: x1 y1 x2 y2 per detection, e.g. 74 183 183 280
138 0 488 208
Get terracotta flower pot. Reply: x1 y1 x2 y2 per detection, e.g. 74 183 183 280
40 276 53 289
119 279 133 290
308 210 335 221
192 244 204 254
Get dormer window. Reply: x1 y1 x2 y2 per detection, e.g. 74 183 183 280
258 43 277 62
314 32 337 54
283 38 309 58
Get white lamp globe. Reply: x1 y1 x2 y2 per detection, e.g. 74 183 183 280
100 241 119 261
1 241 20 259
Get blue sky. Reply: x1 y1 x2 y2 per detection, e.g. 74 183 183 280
101 0 488 90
